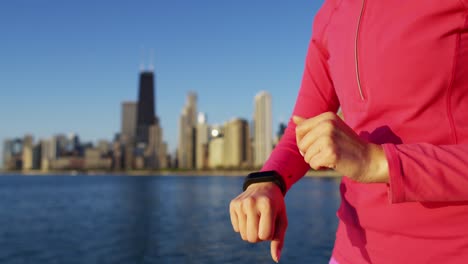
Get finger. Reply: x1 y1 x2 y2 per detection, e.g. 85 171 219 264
258 198 275 241
301 130 327 165
246 209 260 243
295 112 337 140
292 115 305 125
303 143 321 168
297 127 326 156
293 116 306 155
241 197 257 241
307 144 337 170
230 203 239 232
299 149 305 157
271 212 288 263
238 209 247 241
303 135 334 169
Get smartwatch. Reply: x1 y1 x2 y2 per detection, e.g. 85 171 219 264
243 170 286 196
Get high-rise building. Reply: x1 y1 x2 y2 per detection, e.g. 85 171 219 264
274 122 288 147
196 113 209 170
254 91 273 168
66 133 80 155
177 92 197 169
22 135 34 171
146 122 167 170
6 138 23 170
121 102 137 144
136 71 156 145
112 140 124 171
177 112 186 168
277 122 287 139
223 118 251 168
32 143 42 170
123 145 133 170
159 142 169 169
209 130 224 169
2 139 12 170
51 134 67 158
40 139 53 171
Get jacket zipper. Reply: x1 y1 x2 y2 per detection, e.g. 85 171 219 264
355 0 366 101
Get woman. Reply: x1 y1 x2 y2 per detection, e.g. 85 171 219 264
229 0 468 263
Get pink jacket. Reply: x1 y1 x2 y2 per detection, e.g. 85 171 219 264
262 0 468 263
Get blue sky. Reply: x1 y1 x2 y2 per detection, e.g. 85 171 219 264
0 0 323 166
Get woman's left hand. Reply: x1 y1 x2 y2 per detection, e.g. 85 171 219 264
293 112 389 183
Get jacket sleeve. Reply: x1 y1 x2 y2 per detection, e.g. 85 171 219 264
261 2 340 193
383 143 468 203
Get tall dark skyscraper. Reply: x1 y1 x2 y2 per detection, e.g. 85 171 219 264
136 71 156 145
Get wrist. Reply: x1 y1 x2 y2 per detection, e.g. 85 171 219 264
243 171 286 196
246 181 282 193
364 144 389 183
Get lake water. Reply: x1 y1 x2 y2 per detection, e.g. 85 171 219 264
0 175 341 264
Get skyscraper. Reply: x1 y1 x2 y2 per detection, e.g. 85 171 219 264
223 118 251 168
177 92 197 169
40 139 53 171
2 139 13 169
254 91 273 168
22 134 34 171
208 125 224 169
274 122 288 147
66 133 80 155
32 143 42 170
51 134 67 158
209 137 224 169
11 139 23 170
121 102 137 144
196 113 209 170
136 71 156 145
146 122 167 169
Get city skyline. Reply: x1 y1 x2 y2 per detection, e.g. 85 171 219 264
0 1 324 168
2 86 284 172
1 69 290 171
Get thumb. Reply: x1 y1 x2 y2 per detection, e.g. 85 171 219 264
292 115 306 156
292 115 305 125
270 212 287 263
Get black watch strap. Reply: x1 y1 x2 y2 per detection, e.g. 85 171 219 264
243 170 286 196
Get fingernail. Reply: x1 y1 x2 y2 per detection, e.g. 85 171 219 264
277 249 281 263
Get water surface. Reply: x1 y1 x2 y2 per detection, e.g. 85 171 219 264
0 175 341 264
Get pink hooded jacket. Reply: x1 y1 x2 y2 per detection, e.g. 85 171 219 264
262 1 468 263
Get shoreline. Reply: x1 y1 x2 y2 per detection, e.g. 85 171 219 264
0 169 342 178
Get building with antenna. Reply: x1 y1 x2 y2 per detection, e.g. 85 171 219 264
118 51 168 170
136 71 156 145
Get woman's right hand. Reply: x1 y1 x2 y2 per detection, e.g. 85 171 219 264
229 182 288 263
